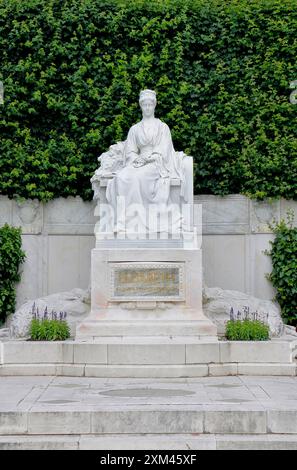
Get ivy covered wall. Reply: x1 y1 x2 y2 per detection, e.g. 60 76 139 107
0 0 296 201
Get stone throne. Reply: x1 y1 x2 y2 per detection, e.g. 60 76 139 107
76 90 217 339
90 141 195 247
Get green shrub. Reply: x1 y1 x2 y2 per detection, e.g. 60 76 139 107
225 319 270 341
0 0 296 201
0 224 26 325
29 318 70 341
29 303 70 340
266 213 297 326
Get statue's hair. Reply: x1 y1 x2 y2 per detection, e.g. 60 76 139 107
139 89 157 105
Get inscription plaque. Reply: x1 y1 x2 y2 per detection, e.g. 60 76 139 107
109 262 185 301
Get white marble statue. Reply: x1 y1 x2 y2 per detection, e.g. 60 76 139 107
91 89 193 234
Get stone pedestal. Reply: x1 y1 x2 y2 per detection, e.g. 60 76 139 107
76 242 217 339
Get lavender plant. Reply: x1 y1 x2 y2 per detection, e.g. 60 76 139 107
29 303 70 341
226 306 270 341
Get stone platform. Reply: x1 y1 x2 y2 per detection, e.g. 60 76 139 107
1 338 296 378
1 375 297 449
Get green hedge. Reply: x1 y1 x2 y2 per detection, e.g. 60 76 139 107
0 224 26 325
267 216 297 326
0 0 296 201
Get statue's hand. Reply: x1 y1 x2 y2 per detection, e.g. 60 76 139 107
145 154 156 163
133 153 158 168
133 157 147 168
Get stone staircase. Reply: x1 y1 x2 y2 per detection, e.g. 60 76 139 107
1 338 296 449
1 374 297 450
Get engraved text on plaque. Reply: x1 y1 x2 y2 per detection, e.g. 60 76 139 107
109 262 185 301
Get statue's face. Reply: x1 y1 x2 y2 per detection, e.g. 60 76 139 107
140 99 156 118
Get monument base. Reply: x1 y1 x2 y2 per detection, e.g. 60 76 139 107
76 247 217 339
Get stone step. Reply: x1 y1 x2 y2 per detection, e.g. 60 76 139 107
1 339 295 364
1 433 297 450
0 362 296 377
1 406 297 436
76 321 217 338
1 339 296 377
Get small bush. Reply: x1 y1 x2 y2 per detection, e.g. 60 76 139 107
266 212 297 327
29 318 70 341
0 224 26 325
225 319 270 341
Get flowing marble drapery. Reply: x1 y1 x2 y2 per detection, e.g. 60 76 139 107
106 118 191 214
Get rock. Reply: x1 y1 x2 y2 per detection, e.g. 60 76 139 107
284 325 297 338
0 328 9 339
203 286 284 337
9 288 91 338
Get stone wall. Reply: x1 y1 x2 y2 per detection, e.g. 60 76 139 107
0 195 296 308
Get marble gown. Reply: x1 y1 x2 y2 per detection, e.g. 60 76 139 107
106 118 190 220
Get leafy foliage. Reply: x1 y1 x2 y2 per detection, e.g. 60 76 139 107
267 213 297 326
0 224 26 325
225 319 270 341
29 318 70 341
0 0 296 201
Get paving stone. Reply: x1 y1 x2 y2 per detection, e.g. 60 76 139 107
107 344 186 365
0 412 27 434
267 410 297 434
0 435 79 450
216 434 297 450
84 364 208 378
91 410 204 434
204 410 267 434
27 411 91 434
79 434 216 450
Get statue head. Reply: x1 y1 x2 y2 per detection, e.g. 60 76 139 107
139 89 157 118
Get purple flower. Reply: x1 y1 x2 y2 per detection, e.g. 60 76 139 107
230 307 235 321
43 306 48 320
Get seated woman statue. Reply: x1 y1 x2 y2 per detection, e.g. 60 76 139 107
92 89 193 233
